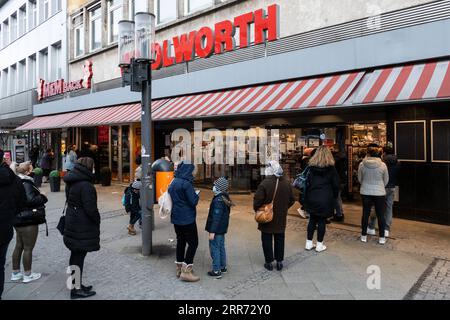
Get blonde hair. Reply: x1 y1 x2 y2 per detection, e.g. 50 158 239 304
16 161 33 175
308 146 335 168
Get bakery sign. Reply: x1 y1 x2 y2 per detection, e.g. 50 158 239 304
38 60 93 101
151 4 279 70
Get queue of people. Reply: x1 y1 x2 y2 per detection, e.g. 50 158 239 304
0 141 399 299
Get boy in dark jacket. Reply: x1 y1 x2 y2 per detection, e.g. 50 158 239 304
205 177 233 279
124 180 142 235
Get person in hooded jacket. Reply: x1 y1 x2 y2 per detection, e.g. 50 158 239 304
368 146 400 237
11 162 48 284
205 177 234 279
63 157 100 299
0 149 26 300
168 161 200 282
254 160 295 271
304 146 340 252
358 145 389 245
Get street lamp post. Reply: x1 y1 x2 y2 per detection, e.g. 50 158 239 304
118 12 156 256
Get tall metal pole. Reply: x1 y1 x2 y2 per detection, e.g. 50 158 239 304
140 63 153 256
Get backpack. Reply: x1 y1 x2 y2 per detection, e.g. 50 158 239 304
122 186 132 208
292 166 311 197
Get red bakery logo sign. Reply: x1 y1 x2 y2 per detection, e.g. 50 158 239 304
38 60 93 101
151 4 279 70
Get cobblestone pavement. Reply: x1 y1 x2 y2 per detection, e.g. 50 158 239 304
3 184 450 300
404 258 450 300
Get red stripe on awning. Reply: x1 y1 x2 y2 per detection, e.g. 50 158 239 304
363 68 393 103
437 62 450 98
15 112 81 131
410 62 437 100
385 65 414 101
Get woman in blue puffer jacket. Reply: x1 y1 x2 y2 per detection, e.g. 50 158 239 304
168 161 200 282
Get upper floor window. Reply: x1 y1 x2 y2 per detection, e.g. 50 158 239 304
44 0 50 20
73 14 84 57
19 5 27 37
89 6 102 51
28 54 37 89
155 0 177 25
51 0 61 15
2 21 8 47
10 13 17 42
28 0 37 30
185 0 213 14
108 0 122 44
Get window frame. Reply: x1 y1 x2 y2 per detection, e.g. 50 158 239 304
184 0 214 15
89 5 102 52
107 0 122 44
73 13 84 58
44 0 50 20
155 0 178 25
431 119 450 163
10 13 17 42
394 120 427 162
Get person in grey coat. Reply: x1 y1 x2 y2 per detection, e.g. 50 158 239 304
358 144 389 244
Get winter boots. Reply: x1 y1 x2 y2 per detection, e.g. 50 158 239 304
175 262 183 278
180 263 200 282
127 224 136 235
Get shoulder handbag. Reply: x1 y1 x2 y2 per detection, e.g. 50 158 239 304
57 202 67 236
158 180 174 219
255 178 279 224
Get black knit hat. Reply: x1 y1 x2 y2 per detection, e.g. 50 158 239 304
214 177 229 193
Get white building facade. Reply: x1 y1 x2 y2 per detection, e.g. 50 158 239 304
0 0 67 149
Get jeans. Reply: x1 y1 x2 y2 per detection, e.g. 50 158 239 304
0 241 10 300
129 210 142 226
69 250 87 289
334 190 344 217
209 234 226 272
307 215 327 242
369 188 395 231
261 232 285 263
174 222 198 265
12 225 39 273
361 195 386 237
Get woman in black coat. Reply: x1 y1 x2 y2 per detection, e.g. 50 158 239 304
12 162 48 284
304 146 339 253
63 157 100 299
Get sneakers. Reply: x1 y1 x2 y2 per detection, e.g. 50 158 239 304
315 242 327 252
220 267 228 274
71 288 96 299
385 230 390 237
23 273 41 283
360 235 367 243
276 261 283 271
297 208 307 219
305 240 315 251
331 214 344 222
379 237 386 245
367 228 376 235
11 272 23 281
207 270 222 279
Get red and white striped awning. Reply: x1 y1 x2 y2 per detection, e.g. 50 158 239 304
351 60 450 104
15 112 81 131
15 100 169 130
152 71 365 120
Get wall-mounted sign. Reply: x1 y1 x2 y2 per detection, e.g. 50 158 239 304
38 60 93 101
150 4 279 70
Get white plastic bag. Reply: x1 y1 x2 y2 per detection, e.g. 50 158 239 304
158 191 172 219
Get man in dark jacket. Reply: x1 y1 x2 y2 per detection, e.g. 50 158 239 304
63 157 100 299
205 177 233 279
0 150 26 300
168 161 200 282
331 146 348 222
254 161 295 271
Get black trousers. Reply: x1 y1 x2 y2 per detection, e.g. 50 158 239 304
0 241 10 300
361 195 386 237
174 222 198 265
69 250 88 289
261 232 285 263
307 215 327 242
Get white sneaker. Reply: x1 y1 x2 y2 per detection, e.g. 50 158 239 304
367 228 376 236
315 242 327 252
22 273 41 283
297 208 307 219
379 237 386 245
305 240 315 250
361 235 367 243
11 272 23 281
385 230 389 237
